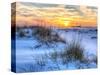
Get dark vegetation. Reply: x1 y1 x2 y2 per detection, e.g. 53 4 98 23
32 26 66 48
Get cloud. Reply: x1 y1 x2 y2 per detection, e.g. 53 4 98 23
20 2 59 8
12 2 97 28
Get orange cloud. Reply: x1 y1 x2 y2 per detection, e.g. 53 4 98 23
12 2 97 28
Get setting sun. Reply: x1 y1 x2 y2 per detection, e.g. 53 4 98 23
11 2 97 28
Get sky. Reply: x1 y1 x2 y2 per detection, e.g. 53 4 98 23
12 2 97 28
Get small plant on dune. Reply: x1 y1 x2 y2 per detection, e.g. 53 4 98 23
49 50 61 70
33 26 52 39
34 55 47 69
32 26 66 48
63 39 84 62
17 28 26 38
50 50 58 62
19 30 26 38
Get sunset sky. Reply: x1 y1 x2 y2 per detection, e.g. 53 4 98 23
12 2 97 28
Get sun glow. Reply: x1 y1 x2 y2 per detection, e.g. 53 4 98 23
64 21 70 27
12 2 97 28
